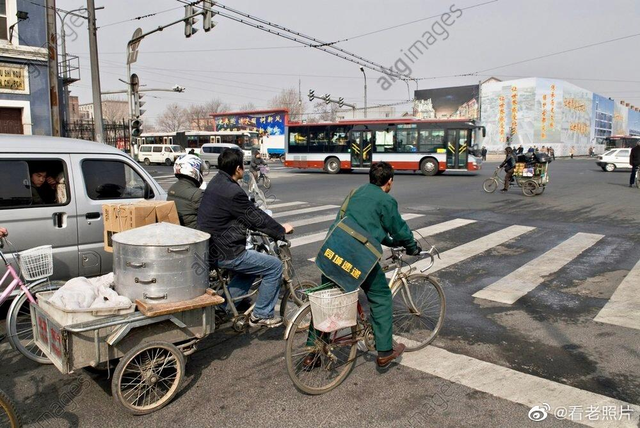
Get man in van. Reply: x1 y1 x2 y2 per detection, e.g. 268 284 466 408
167 155 204 229
29 162 57 205
197 149 294 328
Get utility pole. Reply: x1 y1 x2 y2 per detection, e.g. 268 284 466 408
360 67 367 119
45 0 61 136
87 0 104 143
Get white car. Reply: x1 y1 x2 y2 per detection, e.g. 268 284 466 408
596 148 632 172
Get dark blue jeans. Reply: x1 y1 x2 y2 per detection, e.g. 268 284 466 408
631 165 639 186
216 250 283 319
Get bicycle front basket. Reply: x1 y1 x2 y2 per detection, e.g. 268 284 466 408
18 245 53 280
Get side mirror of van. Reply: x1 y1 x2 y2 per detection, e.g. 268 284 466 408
144 182 155 199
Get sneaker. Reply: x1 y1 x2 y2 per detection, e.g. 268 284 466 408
249 314 283 328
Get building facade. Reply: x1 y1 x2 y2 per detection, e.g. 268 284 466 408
0 0 51 135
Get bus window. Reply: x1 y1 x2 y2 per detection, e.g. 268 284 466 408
396 128 418 153
375 129 394 153
309 127 329 152
289 127 308 153
330 126 350 153
418 129 445 153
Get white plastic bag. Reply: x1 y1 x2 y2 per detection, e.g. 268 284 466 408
90 285 131 309
49 277 99 310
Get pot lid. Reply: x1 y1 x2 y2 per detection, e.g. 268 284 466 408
112 222 210 246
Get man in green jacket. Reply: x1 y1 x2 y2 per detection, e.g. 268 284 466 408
167 154 204 229
306 162 421 369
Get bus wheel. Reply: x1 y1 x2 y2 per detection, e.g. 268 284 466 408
325 157 341 174
420 159 438 176
144 158 151 166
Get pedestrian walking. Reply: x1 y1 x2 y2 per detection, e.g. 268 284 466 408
481 146 487 161
527 146 535 154
630 140 640 187
550 147 555 161
570 146 575 159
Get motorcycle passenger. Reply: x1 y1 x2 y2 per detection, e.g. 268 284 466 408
250 150 268 181
499 147 517 193
197 148 294 328
167 154 205 229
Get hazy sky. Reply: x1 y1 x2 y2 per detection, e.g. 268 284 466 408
58 0 640 124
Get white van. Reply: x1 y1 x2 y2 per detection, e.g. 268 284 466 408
200 143 244 169
137 144 185 166
0 136 166 286
596 148 632 172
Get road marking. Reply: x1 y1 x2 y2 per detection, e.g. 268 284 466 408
413 218 476 238
273 205 339 218
294 213 424 250
401 346 640 428
291 213 337 228
269 201 307 210
473 232 605 304
392 225 535 278
594 257 640 330
152 174 175 180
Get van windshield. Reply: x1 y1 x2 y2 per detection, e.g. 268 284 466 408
171 145 184 153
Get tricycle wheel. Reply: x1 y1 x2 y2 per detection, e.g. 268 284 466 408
112 341 185 415
536 185 546 195
522 180 539 197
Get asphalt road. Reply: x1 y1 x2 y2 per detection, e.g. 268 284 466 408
2 157 639 428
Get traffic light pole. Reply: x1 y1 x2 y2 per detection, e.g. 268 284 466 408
308 90 356 118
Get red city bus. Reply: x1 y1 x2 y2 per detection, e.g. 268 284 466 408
284 118 485 175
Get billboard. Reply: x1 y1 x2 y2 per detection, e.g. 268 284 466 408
629 109 640 136
560 81 593 150
591 94 614 142
414 84 479 119
214 110 286 136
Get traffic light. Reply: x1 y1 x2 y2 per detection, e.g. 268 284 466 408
324 94 331 105
131 119 143 138
308 89 315 102
338 97 344 108
203 0 217 32
184 4 199 38
133 92 146 118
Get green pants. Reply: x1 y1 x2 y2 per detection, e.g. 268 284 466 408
306 264 393 352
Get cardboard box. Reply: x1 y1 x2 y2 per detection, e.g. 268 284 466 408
102 200 180 252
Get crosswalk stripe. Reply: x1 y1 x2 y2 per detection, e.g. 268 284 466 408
391 225 535 278
293 213 425 250
413 218 476 238
273 205 339 218
269 201 307 210
594 257 640 331
473 232 604 304
401 346 640 428
291 214 337 228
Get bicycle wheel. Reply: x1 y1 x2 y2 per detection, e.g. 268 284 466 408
112 341 185 415
6 280 64 364
263 176 272 189
522 180 538 197
0 388 21 428
280 280 317 327
482 178 498 193
636 171 640 189
391 274 445 352
285 304 358 395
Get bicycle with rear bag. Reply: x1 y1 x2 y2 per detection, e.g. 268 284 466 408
0 235 63 363
284 238 446 395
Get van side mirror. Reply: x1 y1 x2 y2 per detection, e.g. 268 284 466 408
144 182 155 199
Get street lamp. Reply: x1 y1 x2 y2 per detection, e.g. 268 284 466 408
360 66 367 119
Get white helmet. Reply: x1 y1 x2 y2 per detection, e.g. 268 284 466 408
174 154 204 184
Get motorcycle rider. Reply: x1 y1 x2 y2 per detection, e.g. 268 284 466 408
167 154 205 229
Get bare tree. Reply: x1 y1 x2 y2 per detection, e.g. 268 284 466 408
156 103 188 132
308 101 337 123
268 88 305 122
204 98 231 114
239 102 257 111
187 104 210 131
102 96 129 123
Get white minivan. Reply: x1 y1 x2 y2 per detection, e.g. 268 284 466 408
0 136 166 285
596 148 631 172
137 144 185 166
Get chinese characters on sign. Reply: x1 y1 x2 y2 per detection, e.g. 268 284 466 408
510 86 518 136
215 112 285 136
0 64 26 92
549 84 556 130
323 248 361 279
498 96 506 143
569 122 590 135
563 98 587 112
541 94 548 139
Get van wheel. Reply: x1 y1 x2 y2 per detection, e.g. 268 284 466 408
325 157 341 174
165 158 173 166
144 158 151 166
605 163 615 172
420 158 438 176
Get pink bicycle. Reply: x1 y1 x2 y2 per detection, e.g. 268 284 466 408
1 237 62 363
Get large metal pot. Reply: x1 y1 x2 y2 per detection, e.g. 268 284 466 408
113 222 210 304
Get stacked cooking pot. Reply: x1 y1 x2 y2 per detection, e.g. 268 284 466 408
112 222 210 304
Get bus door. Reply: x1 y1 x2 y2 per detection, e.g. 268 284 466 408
350 131 373 168
445 129 470 169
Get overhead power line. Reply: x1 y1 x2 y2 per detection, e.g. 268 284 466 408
99 5 184 29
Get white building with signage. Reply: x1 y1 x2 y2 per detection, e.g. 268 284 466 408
0 0 51 135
